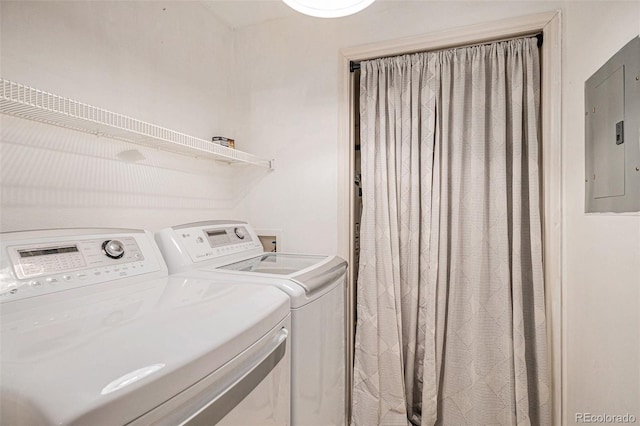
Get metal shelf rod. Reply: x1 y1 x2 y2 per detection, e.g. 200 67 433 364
0 78 274 170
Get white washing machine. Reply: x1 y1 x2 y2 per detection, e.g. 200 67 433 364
0 228 291 425
156 221 347 426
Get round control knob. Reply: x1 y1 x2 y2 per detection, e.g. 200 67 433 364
234 227 246 240
102 240 125 259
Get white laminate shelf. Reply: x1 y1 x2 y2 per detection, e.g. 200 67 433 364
0 78 274 170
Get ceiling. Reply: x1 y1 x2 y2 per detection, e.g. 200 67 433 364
201 0 412 30
201 1 299 29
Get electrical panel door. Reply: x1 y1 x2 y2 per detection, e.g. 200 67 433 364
585 36 640 213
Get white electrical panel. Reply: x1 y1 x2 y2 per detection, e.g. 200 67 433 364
585 36 640 213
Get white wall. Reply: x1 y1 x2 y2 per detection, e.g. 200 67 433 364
0 1 252 232
1 0 639 422
230 0 640 422
562 2 640 424
231 1 563 254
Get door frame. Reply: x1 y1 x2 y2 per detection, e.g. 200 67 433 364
336 10 563 424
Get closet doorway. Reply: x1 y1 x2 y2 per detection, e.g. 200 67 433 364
337 11 562 424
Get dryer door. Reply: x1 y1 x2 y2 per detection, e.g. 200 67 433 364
128 317 291 426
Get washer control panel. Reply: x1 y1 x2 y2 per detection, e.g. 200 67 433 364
181 225 261 262
1 229 165 303
158 222 263 267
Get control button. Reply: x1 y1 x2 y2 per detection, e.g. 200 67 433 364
197 236 204 243
234 228 246 239
77 273 87 279
46 277 58 283
102 240 125 259
134 253 141 259
63 275 72 281
94 271 101 276
30 280 42 287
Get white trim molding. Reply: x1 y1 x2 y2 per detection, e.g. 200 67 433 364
337 10 563 424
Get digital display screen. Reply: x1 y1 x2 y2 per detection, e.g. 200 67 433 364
206 230 227 237
18 246 79 258
205 229 231 248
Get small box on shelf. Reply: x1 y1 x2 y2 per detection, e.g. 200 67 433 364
212 136 235 149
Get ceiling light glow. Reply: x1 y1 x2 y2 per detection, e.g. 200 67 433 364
282 0 376 18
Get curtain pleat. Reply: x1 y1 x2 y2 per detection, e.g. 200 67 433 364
352 37 550 426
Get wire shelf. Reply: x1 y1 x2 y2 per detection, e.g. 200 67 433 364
0 78 273 169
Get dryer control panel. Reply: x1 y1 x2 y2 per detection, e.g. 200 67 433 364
1 229 166 303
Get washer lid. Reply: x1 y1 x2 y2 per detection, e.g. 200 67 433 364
0 276 289 426
218 253 327 275
217 254 347 294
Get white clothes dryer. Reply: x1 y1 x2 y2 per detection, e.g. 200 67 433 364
0 228 291 426
156 221 347 426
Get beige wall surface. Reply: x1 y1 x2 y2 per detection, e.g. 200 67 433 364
562 2 640 424
229 0 640 422
0 1 245 231
230 1 565 254
1 1 639 423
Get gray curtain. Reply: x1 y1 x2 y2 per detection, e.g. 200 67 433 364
352 37 550 426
